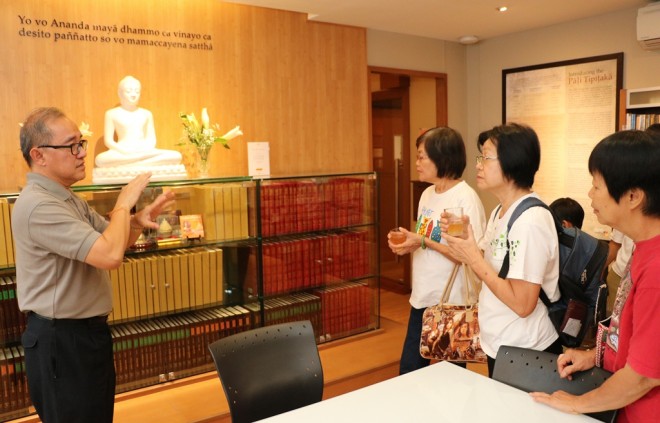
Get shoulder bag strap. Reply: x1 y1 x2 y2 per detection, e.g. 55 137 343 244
439 263 479 305
496 197 549 279
439 263 461 304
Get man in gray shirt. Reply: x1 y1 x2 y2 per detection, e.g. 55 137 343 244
12 107 174 423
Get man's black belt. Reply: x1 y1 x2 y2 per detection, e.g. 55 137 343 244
28 311 109 325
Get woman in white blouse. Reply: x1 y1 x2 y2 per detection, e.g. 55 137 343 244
443 123 562 376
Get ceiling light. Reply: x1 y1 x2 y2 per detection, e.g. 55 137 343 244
497 6 508 12
458 35 479 45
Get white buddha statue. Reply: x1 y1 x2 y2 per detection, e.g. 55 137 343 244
93 76 187 183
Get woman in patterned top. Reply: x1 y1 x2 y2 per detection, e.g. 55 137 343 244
389 127 486 374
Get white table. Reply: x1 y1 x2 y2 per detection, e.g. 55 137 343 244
258 361 598 422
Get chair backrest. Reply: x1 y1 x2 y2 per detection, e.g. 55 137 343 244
492 345 617 423
208 320 323 423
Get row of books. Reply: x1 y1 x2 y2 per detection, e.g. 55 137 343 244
112 305 250 390
112 286 372 389
243 293 322 337
0 276 24 346
256 230 371 297
260 178 367 237
183 184 250 242
0 286 375 414
1 240 372 346
624 112 660 130
0 200 15 268
108 247 224 323
314 281 373 342
79 183 250 243
0 345 27 419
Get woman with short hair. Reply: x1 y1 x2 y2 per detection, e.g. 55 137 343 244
389 126 486 374
443 123 562 376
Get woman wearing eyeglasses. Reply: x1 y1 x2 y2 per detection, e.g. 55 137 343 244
443 123 562 377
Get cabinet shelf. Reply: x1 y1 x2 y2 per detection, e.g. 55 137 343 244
0 172 379 420
627 86 660 109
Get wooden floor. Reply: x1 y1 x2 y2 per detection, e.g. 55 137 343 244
11 288 486 423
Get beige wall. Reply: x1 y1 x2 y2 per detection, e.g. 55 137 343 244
367 29 474 217
465 6 660 214
367 29 469 150
368 7 660 216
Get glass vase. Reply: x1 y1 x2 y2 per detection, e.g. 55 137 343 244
196 143 213 178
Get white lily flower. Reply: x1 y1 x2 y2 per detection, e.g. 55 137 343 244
221 126 243 141
180 109 242 150
201 108 210 129
79 122 93 137
183 113 199 128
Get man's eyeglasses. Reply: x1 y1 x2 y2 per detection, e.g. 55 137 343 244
38 140 88 155
476 155 498 165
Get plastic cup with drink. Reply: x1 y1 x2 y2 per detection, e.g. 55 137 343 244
444 207 464 236
389 228 407 245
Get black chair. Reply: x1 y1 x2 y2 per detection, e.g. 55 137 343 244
208 320 323 423
493 345 617 423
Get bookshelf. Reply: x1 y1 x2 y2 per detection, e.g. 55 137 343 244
620 86 660 130
0 172 379 421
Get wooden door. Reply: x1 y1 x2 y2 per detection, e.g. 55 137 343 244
372 86 410 292
370 68 448 293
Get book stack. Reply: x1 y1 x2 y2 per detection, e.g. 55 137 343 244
80 184 251 243
625 112 660 130
243 293 321 334
324 177 366 229
178 184 250 242
108 247 224 323
257 230 371 297
313 281 372 342
0 199 15 268
260 178 365 237
0 276 25 346
0 345 28 421
111 305 251 392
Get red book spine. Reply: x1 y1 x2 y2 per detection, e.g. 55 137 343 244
262 243 273 297
311 236 322 288
261 184 270 237
281 240 291 294
292 239 302 291
312 183 322 231
295 182 304 233
269 241 279 297
301 238 310 289
281 183 290 235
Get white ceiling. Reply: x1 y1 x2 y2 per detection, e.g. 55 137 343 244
222 0 652 43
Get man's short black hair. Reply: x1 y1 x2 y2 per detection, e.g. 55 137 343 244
549 197 585 229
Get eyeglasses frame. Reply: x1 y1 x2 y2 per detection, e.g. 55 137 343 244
37 140 88 155
476 154 498 165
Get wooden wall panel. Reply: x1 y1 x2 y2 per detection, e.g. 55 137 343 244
0 0 369 191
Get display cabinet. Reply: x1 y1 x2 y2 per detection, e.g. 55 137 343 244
0 172 379 421
251 174 379 342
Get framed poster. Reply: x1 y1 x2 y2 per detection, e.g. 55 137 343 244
503 53 623 237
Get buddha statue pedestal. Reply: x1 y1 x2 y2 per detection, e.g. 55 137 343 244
92 164 188 184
